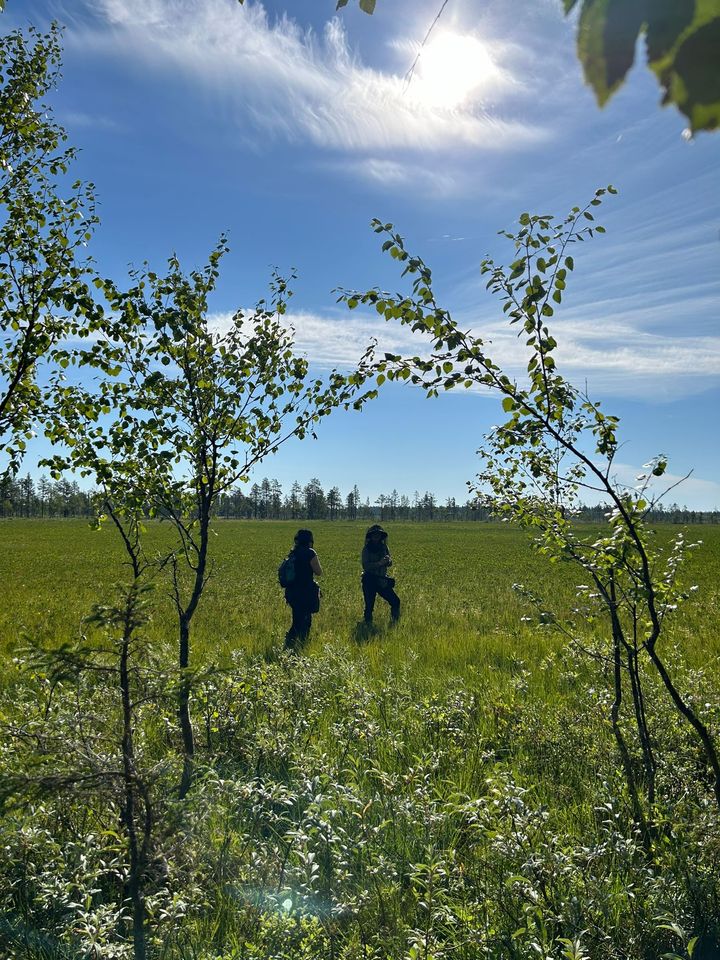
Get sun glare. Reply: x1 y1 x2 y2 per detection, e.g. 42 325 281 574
412 32 496 109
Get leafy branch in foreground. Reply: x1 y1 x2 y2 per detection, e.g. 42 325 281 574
339 186 720 818
44 239 377 799
0 23 99 477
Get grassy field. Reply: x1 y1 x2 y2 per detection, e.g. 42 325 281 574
2 518 718 677
2 519 720 959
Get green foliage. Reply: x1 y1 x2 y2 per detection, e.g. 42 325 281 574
1 519 717 671
340 188 720 816
0 24 99 476
43 241 376 796
1 521 720 955
2 635 719 958
336 0 377 13
334 0 720 132
45 243 374 523
571 0 720 132
44 244 377 596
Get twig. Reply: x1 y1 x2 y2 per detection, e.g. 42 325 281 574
403 0 452 92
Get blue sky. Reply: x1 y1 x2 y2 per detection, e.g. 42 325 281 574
6 0 720 508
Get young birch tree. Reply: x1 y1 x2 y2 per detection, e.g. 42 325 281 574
1 505 177 960
46 239 375 797
339 188 720 821
0 24 98 475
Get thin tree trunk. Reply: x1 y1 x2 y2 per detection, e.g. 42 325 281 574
608 578 657 807
177 501 210 799
178 613 194 800
120 591 147 960
626 645 656 805
610 627 649 842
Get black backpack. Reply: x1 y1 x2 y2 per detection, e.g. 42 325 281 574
278 551 296 588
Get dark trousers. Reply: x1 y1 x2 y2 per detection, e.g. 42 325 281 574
362 574 400 623
286 606 312 647
285 589 313 648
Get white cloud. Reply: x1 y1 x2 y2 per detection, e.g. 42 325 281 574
61 111 125 132
208 307 430 367
76 0 547 154
208 307 720 400
331 157 458 194
467 318 720 397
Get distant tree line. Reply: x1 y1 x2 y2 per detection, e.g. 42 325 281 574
570 502 720 525
0 473 93 518
2 473 718 524
216 478 493 522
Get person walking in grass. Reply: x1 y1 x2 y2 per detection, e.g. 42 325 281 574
361 524 400 626
282 528 322 650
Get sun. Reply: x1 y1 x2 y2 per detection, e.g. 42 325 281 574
411 32 496 109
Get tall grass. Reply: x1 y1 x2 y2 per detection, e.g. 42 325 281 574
2 520 717 674
1 520 719 958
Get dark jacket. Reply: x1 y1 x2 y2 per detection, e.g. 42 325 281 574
362 542 392 578
285 545 319 609
289 545 316 589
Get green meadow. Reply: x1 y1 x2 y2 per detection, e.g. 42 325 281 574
2 518 718 674
2 519 720 959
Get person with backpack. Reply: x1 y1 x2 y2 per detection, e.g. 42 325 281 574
279 528 322 650
361 524 400 626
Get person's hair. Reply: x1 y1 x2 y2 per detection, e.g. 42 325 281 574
364 525 388 545
294 528 313 547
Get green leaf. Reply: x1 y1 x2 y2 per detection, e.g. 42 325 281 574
502 396 515 412
664 17 720 132
645 0 695 64
577 0 647 106
570 0 720 131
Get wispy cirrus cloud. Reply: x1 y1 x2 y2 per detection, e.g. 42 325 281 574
60 110 126 132
208 308 430 368
441 172 719 377
329 157 458 194
73 0 547 155
208 307 720 400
